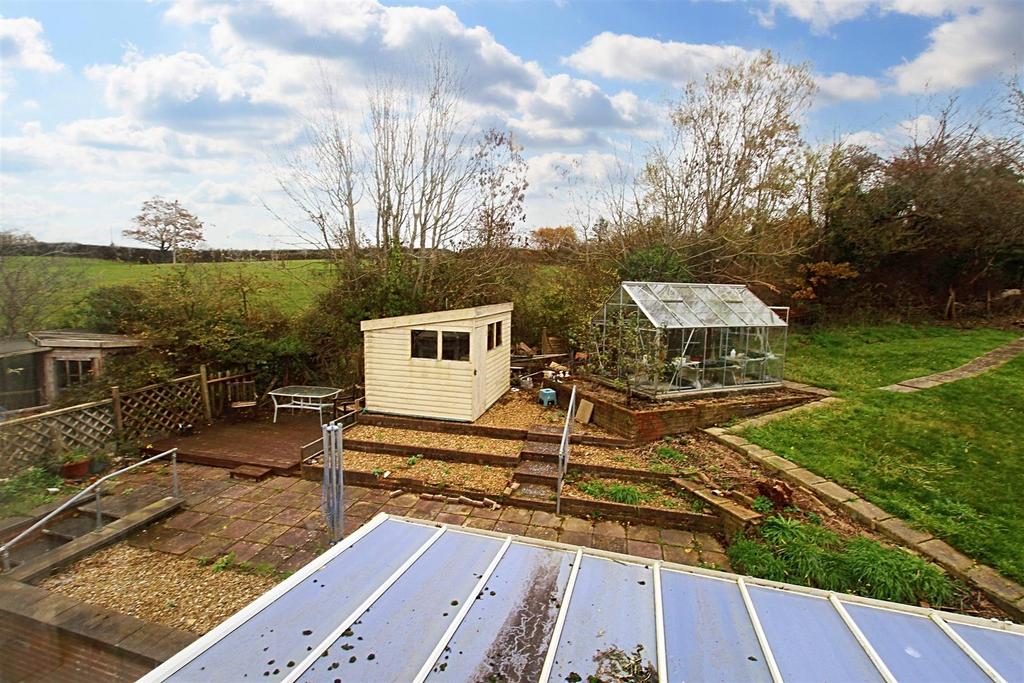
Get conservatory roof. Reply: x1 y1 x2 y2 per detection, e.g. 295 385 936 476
619 282 788 329
143 514 1024 683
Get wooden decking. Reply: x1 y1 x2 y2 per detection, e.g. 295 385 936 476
148 414 322 475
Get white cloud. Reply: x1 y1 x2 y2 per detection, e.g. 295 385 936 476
0 16 62 72
843 113 942 154
889 3 1024 94
85 48 287 132
815 72 883 102
761 0 973 33
564 32 756 86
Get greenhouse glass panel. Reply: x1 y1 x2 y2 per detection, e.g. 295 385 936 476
591 282 788 399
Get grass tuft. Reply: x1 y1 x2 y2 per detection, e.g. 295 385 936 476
728 516 960 606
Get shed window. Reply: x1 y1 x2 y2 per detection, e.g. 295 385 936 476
56 359 93 388
411 330 438 359
487 321 503 350
441 331 470 361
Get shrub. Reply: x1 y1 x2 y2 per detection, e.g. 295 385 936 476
728 515 960 606
579 480 651 506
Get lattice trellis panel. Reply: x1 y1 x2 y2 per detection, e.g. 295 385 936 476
121 378 205 440
0 403 116 477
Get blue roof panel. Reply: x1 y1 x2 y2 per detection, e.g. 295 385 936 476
145 515 1024 683
951 622 1024 682
661 571 772 682
749 587 883 682
847 604 990 683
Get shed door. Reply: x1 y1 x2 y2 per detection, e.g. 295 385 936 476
472 327 487 420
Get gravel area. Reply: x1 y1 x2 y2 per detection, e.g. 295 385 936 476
340 451 513 495
39 543 278 634
476 390 617 437
345 425 522 456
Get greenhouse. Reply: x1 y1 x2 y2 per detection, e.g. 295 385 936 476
591 282 789 399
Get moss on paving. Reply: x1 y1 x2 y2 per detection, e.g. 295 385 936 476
744 325 1024 583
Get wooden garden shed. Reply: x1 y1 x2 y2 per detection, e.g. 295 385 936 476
360 303 513 422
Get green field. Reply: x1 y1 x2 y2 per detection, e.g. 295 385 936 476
745 325 1024 583
16 256 332 323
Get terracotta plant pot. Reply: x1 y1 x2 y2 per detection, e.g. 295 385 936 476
61 459 91 479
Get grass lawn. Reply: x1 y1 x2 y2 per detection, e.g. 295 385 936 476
13 256 331 323
744 325 1024 583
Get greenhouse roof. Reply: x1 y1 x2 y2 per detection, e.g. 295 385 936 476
143 514 1023 683
617 282 788 329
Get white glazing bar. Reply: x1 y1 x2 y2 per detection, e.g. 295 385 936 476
411 536 513 683
737 577 783 683
282 526 447 683
828 594 897 683
141 512 391 682
929 613 1007 683
653 562 668 683
538 548 584 683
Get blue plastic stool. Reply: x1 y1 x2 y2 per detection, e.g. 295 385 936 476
538 388 557 407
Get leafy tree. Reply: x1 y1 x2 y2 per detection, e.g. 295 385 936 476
616 245 692 282
0 231 81 335
531 226 578 250
123 196 205 263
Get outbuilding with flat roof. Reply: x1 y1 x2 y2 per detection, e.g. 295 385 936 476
360 303 512 422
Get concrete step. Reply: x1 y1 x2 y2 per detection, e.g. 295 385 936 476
76 490 167 520
513 460 559 485
7 496 184 582
519 441 560 462
231 465 273 481
509 482 557 509
42 514 114 542
5 536 66 568
526 424 564 443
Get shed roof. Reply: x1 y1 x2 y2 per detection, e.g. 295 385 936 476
27 329 145 349
0 337 50 359
144 514 1023 683
613 282 788 329
360 302 513 332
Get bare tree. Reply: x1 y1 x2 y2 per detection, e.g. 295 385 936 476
475 129 528 249
123 197 205 263
0 231 81 336
275 50 528 301
613 52 818 286
273 78 362 262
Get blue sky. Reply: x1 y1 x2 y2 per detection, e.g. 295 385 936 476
2 0 1021 249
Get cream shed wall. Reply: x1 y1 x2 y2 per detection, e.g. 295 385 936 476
360 304 512 422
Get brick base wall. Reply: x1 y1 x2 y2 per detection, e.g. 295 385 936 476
0 611 154 682
545 381 812 442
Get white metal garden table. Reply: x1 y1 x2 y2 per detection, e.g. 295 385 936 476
268 385 342 423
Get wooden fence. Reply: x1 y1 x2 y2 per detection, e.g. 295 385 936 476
0 367 252 477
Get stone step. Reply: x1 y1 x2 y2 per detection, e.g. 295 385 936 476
231 465 273 481
510 482 557 503
5 536 65 569
526 424 564 443
513 459 559 485
519 441 560 462
42 514 114 542
7 496 184 583
76 490 167 520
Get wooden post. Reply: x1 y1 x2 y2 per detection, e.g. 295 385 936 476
111 385 124 438
199 365 213 424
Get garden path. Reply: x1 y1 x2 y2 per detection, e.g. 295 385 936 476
880 336 1024 392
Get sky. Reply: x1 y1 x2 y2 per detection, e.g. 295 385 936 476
1 0 1021 250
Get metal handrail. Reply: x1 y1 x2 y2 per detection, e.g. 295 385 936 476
1 447 179 572
301 410 359 464
555 385 577 515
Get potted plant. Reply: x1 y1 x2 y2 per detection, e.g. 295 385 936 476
59 449 92 479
